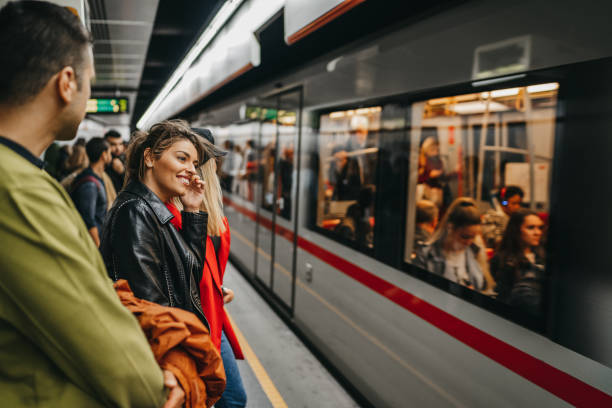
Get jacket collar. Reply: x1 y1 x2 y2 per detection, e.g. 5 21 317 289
124 181 174 224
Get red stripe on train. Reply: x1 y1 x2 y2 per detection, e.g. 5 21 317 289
224 196 612 407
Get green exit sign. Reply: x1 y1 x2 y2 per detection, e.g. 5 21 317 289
87 98 129 114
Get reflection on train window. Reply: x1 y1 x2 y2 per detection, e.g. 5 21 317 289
257 111 296 220
407 83 558 317
316 106 381 250
220 109 297 220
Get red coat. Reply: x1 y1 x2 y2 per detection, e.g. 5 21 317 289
166 203 244 360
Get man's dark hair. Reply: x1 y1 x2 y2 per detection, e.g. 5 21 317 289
0 1 92 106
104 129 121 140
500 185 525 202
86 137 109 163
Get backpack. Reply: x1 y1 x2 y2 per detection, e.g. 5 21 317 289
70 175 103 197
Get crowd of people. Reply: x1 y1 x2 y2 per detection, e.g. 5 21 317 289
0 2 246 407
413 186 546 316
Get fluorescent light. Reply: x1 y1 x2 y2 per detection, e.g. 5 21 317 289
527 82 559 93
136 0 245 129
450 101 509 115
491 88 519 98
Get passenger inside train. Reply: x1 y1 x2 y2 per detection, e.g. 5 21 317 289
317 108 380 249
405 84 556 313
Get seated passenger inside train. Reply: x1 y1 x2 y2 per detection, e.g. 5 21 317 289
414 197 486 291
413 199 439 251
482 186 524 248
489 209 546 315
334 186 374 248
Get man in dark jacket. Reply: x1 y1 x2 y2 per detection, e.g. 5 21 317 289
72 137 111 247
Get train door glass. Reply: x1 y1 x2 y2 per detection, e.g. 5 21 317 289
253 89 302 312
270 90 300 308
405 83 559 318
219 123 259 278
254 96 277 289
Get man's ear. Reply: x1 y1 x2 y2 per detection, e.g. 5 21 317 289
57 66 77 104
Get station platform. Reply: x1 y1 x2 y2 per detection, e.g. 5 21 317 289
222 262 360 408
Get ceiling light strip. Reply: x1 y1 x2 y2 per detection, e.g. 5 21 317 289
136 0 246 129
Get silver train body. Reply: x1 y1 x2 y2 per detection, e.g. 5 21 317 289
182 1 612 406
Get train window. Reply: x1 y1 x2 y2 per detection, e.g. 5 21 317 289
406 83 559 317
315 106 381 250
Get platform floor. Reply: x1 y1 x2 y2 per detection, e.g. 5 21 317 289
223 262 360 408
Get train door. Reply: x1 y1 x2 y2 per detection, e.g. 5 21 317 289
253 88 302 313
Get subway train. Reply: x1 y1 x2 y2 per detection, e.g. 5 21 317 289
171 2 612 407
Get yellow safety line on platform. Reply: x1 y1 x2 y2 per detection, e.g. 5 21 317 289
227 312 289 408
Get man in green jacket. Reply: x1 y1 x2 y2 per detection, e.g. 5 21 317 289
0 2 183 407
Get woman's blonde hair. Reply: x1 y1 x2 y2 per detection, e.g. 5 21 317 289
418 136 439 171
199 158 225 235
429 196 481 244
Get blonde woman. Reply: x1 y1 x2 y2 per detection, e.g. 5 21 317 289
167 128 247 408
414 197 486 291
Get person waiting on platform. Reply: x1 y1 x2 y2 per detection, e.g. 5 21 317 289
70 137 112 247
489 209 546 315
414 197 485 290
100 120 212 329
482 185 525 248
0 2 181 406
104 129 126 192
60 143 89 187
167 128 247 408
414 199 439 251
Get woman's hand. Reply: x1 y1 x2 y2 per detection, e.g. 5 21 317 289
180 175 205 212
161 370 185 408
222 287 234 304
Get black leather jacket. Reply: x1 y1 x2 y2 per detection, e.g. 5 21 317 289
100 181 209 329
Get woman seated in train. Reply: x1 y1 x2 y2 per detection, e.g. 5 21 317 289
100 120 211 330
414 197 486 291
482 185 525 248
489 209 546 316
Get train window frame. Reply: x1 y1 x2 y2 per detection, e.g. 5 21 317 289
400 76 562 333
306 72 562 333
308 104 387 257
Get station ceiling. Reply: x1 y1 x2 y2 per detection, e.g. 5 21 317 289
88 0 224 126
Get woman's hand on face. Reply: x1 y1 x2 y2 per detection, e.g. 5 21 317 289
180 175 205 212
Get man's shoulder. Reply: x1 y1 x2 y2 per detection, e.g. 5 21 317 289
0 144 64 195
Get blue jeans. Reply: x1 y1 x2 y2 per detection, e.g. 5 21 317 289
216 331 247 408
